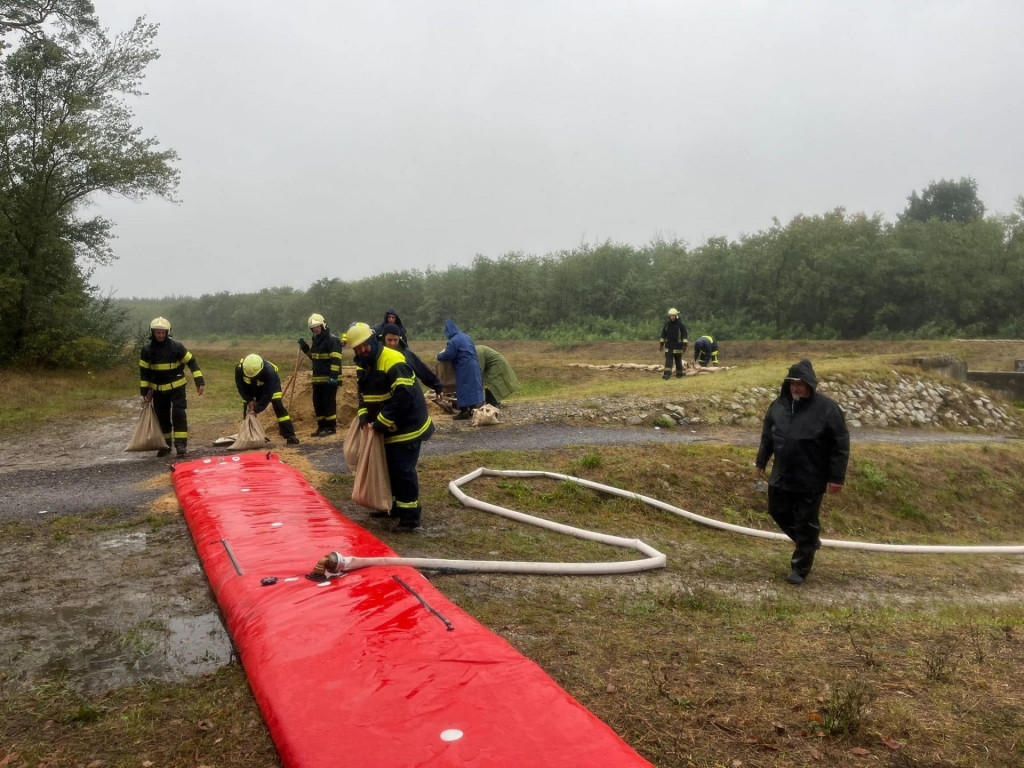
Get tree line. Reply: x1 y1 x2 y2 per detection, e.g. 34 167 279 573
3 3 1023 367
124 184 1024 345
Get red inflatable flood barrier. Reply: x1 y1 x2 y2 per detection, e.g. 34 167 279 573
172 453 652 768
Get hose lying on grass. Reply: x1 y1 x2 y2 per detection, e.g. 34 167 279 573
321 468 1024 577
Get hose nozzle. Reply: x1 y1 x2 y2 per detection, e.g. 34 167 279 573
305 551 345 582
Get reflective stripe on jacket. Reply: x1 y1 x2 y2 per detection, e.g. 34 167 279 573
303 330 343 384
357 346 433 444
139 338 204 395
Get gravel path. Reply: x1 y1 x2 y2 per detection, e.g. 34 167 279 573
1 402 1017 521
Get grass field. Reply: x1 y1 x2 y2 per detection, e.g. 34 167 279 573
2 339 1024 767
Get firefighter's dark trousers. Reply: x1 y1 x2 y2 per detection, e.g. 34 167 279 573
384 439 424 526
664 350 684 377
312 383 339 431
767 486 823 576
154 390 188 449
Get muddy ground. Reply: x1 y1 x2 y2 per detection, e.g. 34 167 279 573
0 389 1020 696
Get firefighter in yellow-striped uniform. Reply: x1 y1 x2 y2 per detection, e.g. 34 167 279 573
297 313 344 437
693 335 720 367
348 322 433 530
234 354 300 444
139 317 205 457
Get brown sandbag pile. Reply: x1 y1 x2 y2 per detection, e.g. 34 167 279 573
125 401 169 452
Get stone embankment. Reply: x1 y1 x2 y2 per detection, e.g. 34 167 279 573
505 370 1023 433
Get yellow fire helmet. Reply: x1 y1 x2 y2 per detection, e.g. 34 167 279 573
667 308 679 317
308 313 326 329
242 354 264 377
150 317 171 331
345 322 373 349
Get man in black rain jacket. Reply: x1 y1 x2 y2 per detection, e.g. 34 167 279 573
755 358 850 585
371 307 408 345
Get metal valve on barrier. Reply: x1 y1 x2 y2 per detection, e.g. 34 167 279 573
305 551 350 582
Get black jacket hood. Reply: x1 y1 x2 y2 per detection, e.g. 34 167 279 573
382 308 404 328
781 358 818 397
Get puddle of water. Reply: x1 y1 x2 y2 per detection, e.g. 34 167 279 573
3 605 233 694
161 611 234 678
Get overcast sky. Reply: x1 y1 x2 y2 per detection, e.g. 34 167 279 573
87 0 1024 298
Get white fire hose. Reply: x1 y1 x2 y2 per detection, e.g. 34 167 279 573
318 468 1024 578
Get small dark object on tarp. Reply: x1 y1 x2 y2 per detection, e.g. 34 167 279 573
260 576 278 586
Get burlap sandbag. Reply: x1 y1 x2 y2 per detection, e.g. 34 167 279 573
352 428 392 511
124 401 169 452
342 416 363 468
230 413 267 451
471 404 501 426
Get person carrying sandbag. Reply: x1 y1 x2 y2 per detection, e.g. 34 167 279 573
234 354 300 445
348 322 434 530
139 317 204 458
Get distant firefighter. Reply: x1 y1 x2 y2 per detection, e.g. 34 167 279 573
693 335 720 367
298 313 343 437
139 317 204 458
658 308 688 379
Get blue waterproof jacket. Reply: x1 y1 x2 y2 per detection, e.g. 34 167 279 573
436 320 484 408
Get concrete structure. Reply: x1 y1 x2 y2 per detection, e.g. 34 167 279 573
966 371 1024 402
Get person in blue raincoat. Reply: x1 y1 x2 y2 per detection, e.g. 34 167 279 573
436 319 484 420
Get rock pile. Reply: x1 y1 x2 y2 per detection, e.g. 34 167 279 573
504 370 1023 433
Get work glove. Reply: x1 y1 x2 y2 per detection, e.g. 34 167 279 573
681 342 688 352
659 344 664 352
371 420 388 434
433 384 444 396
358 412 370 427
298 338 309 350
